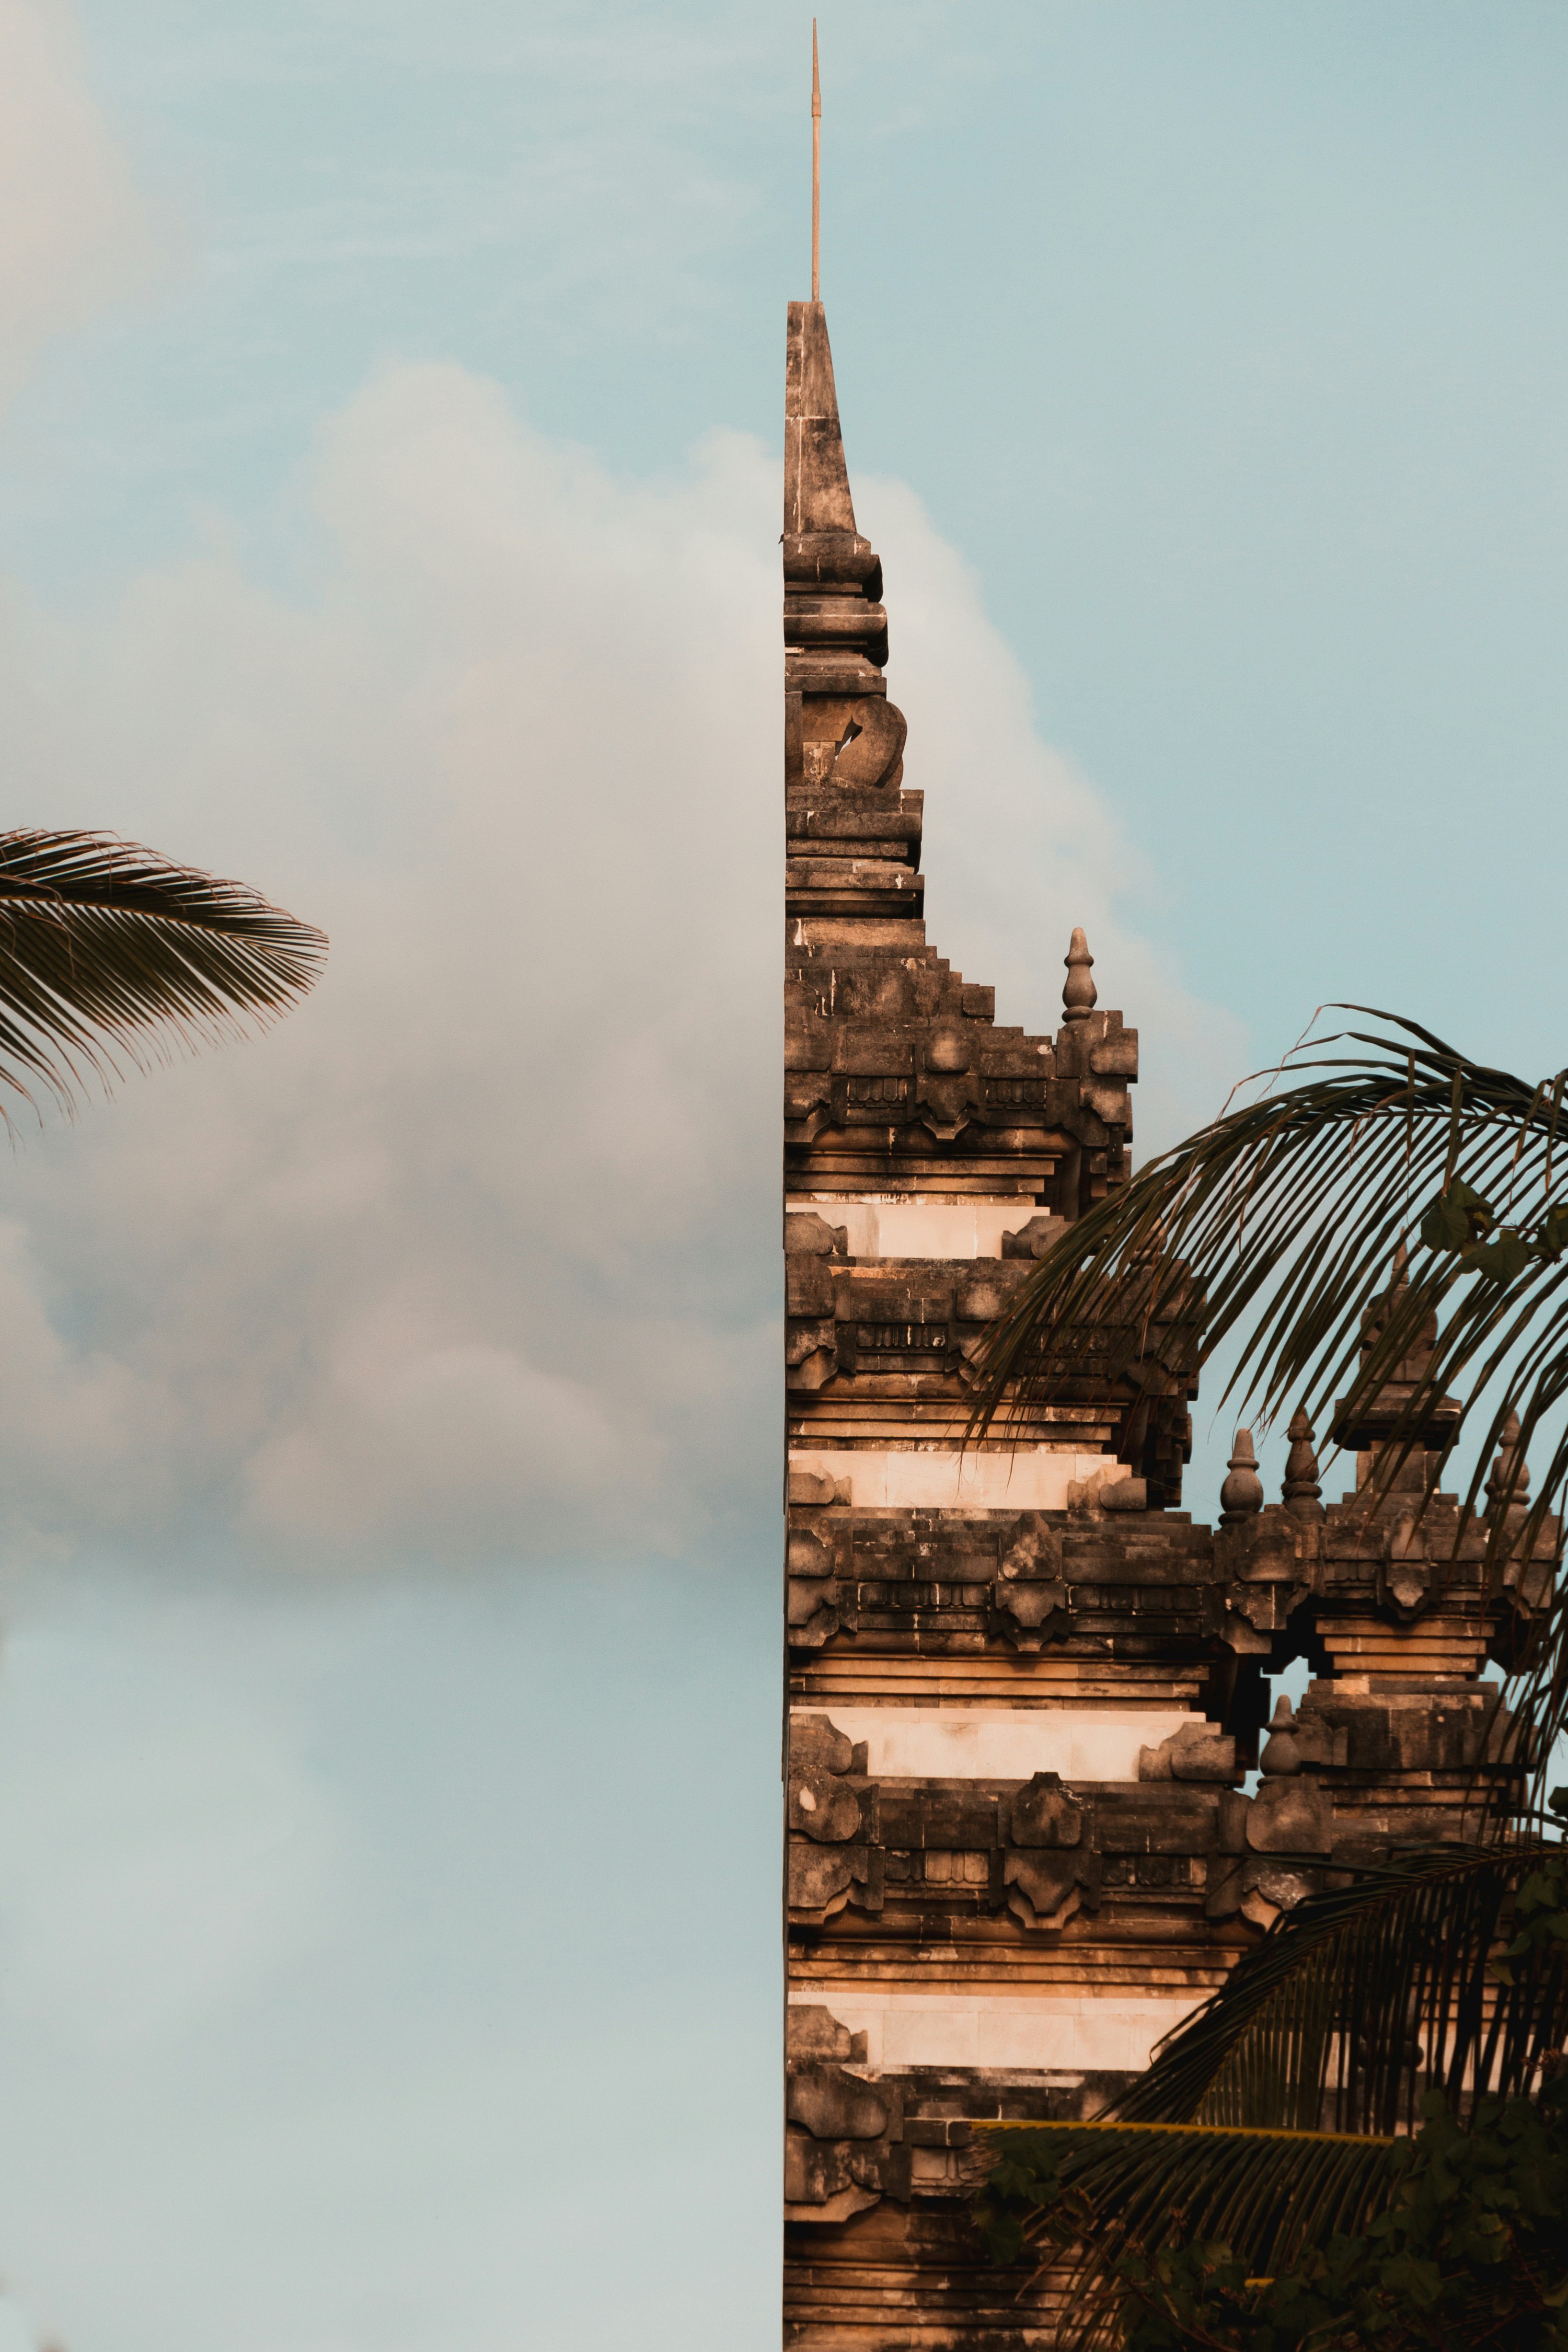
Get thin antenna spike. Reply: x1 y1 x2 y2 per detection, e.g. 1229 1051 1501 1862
811 21 821 304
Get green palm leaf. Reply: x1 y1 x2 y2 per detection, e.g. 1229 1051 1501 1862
0 829 327 1114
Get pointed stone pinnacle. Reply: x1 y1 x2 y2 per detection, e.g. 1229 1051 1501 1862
1486 1409 1530 1519
1283 1407 1324 1521
784 302 858 541
1062 927 1097 1023
1220 1427 1264 1525
1260 1694 1303 1777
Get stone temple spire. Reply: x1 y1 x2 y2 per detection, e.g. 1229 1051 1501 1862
783 302 903 793
784 303 860 545
779 79 1555 2339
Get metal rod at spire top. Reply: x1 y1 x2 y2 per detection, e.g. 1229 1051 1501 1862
811 20 821 303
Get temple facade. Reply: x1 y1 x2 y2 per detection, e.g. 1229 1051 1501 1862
779 299 1553 2348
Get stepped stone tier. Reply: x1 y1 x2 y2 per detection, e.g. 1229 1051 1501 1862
779 299 1557 2348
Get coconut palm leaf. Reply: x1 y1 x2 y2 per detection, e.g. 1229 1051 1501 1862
1119 1844 1567 2132
977 1843 1568 2347
967 1007 1568 1784
980 2118 1404 2350
0 829 327 1115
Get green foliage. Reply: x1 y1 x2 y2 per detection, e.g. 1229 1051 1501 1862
977 2082 1568 2351
970 1850 1568 2349
1492 1850 1568 1985
1420 1176 1568 1284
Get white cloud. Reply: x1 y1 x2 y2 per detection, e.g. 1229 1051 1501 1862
0 360 1243 1573
244 1319 627 1548
0 0 158 400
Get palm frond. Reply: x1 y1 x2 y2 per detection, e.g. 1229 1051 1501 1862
977 1844 1568 2346
0 830 327 1115
967 1007 1568 1780
980 2119 1403 2349
1117 1843 1567 2134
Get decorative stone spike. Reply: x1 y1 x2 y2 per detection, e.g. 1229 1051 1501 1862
1335 1235 1459 1465
1282 1408 1324 1521
1062 927 1097 1023
1485 1410 1531 1520
1219 1427 1265 1526
1260 1695 1302 1777
785 301 859 540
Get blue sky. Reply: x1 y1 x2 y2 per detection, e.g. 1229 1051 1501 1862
15 0 1568 1064
0 4 1566 2347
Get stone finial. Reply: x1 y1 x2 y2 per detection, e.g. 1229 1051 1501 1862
1220 1427 1265 1526
1062 927 1097 1022
1260 1695 1303 1777
1485 1410 1531 1520
1282 1408 1324 1521
785 302 858 540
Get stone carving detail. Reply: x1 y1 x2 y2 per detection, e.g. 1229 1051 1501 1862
1215 1501 1316 1655
826 696 907 791
786 1519 841 1648
1282 1408 1324 1520
784 1247 838 1391
1486 1411 1529 1525
788 1713 881 1924
1000 1213 1067 1260
1379 1511 1431 1616
783 1732 1356 1942
783 1248 1196 1498
1138 1723 1238 1783
1219 1428 1264 1524
1009 1771 1083 1847
1062 926 1097 1022
991 1512 1068 1650
1247 1772 1333 1859
785 2004 909 2223
786 1210 848 1257
1005 1772 1092 1927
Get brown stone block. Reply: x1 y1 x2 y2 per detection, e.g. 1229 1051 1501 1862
1097 1791 1218 1854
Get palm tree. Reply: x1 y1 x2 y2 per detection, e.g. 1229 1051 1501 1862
0 828 325 1114
967 1007 1568 2348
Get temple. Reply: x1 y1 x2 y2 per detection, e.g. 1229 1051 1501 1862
779 299 1554 2346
